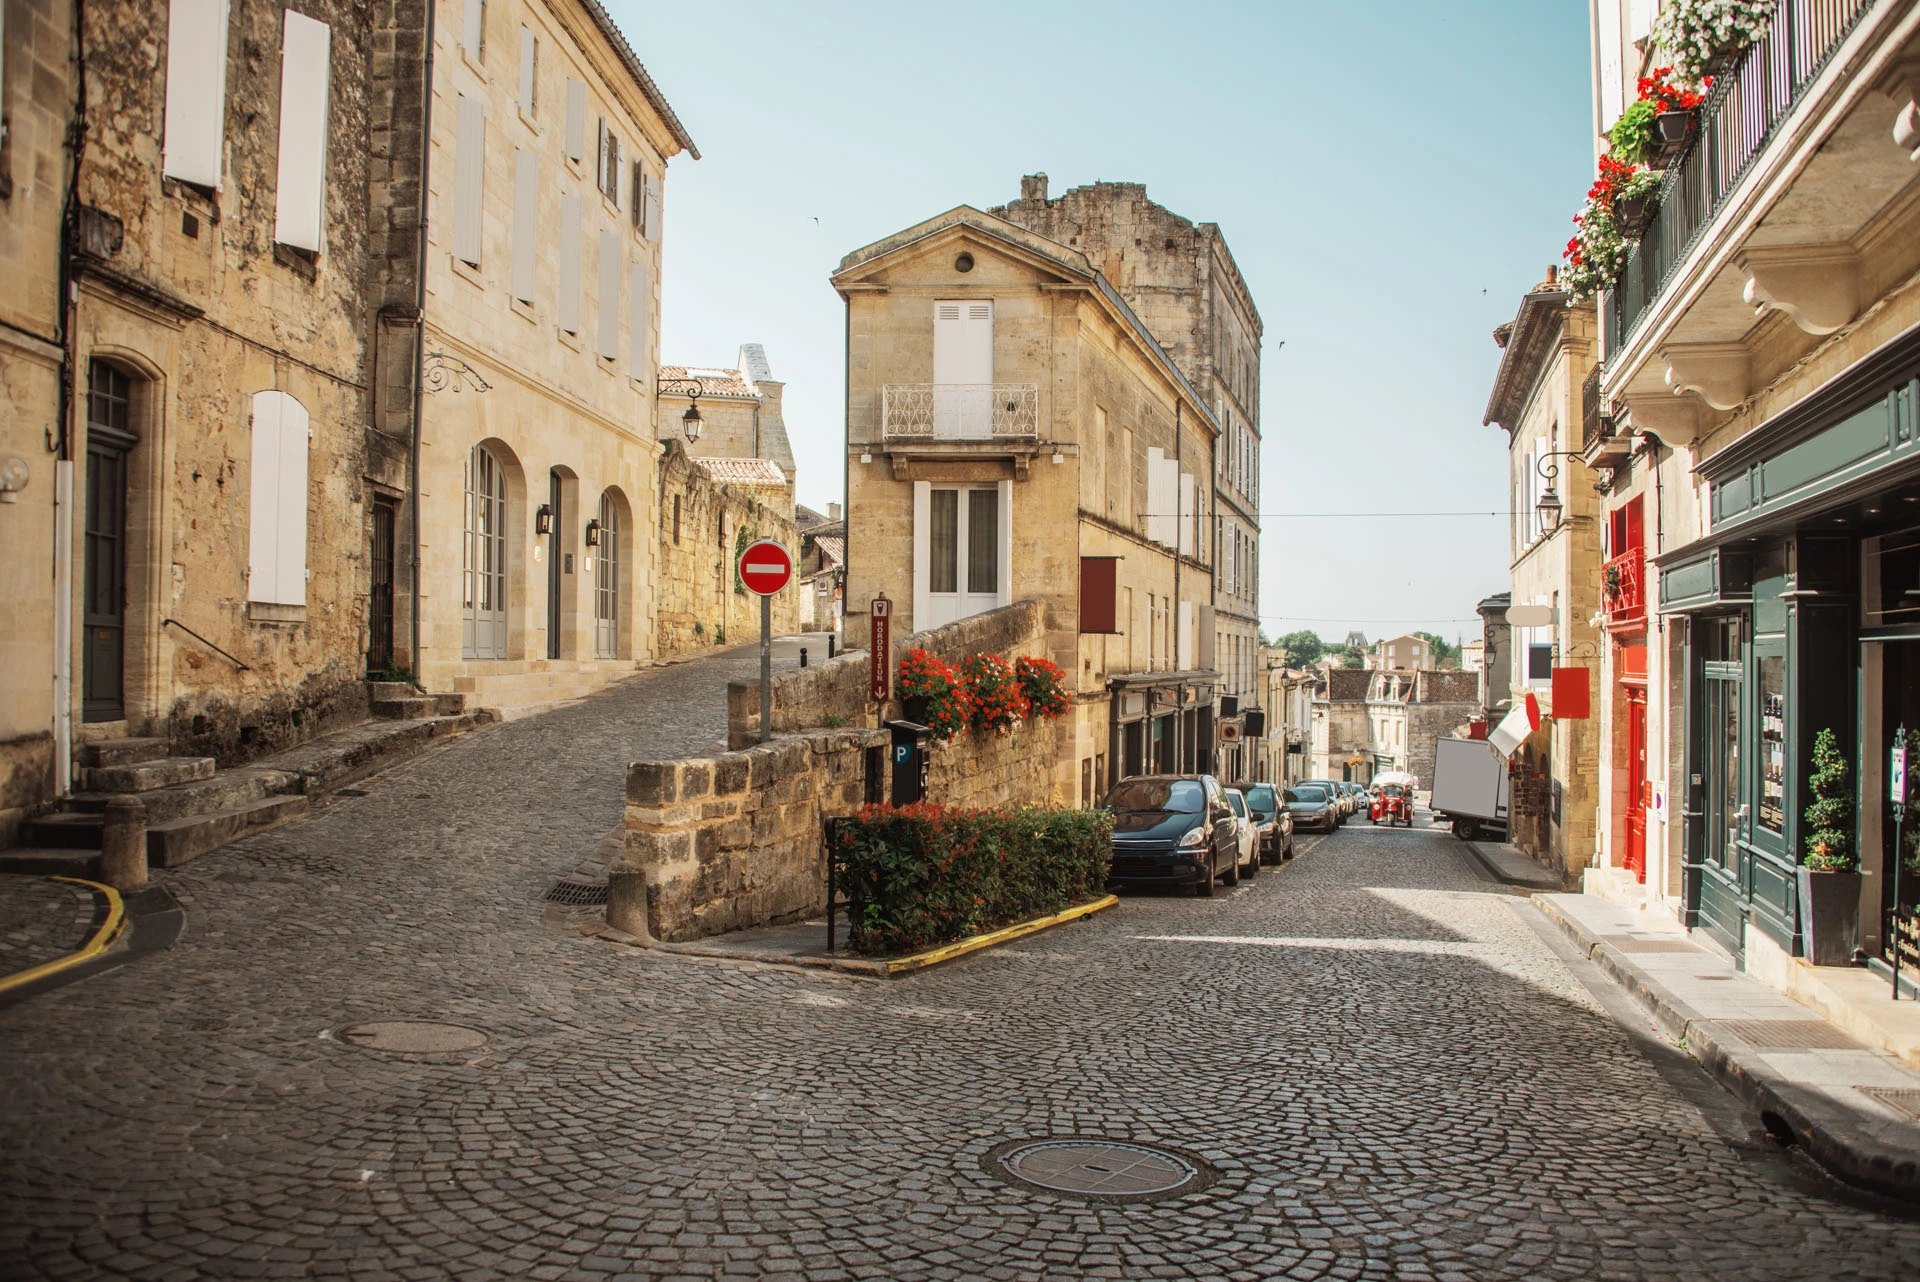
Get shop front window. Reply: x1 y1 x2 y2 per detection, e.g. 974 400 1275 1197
1863 525 1920 630
1758 653 1785 836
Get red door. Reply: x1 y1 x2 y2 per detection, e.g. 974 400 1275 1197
1624 688 1647 881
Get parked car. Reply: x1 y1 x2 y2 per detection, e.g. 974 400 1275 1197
1224 789 1260 880
1306 780 1350 822
1284 782 1340 833
1231 781 1293 862
1102 774 1242 897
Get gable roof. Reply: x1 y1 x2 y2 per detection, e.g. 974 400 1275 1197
571 0 699 159
700 457 790 489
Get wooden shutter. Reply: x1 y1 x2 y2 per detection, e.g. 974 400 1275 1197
163 0 230 189
462 0 484 56
631 161 645 231
596 230 619 359
564 80 585 161
932 299 991 385
1598 0 1624 130
511 149 537 301
249 391 309 605
273 11 330 252
277 397 310 605
642 172 661 241
628 260 649 379
452 96 485 266
517 28 536 113
1080 557 1118 633
557 193 581 333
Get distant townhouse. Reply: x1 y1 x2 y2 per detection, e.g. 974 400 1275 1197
1310 668 1372 784
656 344 797 479
1373 634 1437 671
1365 669 1482 787
833 205 1221 805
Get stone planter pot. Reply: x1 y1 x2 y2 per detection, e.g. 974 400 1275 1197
1797 867 1863 966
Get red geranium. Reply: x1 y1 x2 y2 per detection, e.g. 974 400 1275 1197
1015 655 1071 720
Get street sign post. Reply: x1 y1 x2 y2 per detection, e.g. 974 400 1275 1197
1894 727 1911 1000
869 595 891 704
738 539 793 744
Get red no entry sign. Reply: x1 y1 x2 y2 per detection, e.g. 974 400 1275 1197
737 539 793 596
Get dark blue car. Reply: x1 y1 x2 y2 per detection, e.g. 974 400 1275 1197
1103 774 1242 898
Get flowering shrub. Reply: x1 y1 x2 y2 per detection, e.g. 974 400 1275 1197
829 803 1114 954
1609 69 1709 166
1015 656 1071 720
1653 0 1769 86
1564 156 1640 301
961 653 1028 736
897 649 969 742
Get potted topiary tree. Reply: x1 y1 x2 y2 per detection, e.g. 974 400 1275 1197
1798 727 1863 965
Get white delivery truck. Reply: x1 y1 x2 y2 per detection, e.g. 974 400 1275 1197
1430 736 1510 841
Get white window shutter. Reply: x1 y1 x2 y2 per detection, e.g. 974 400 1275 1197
558 193 581 333
248 392 284 603
518 28 536 113
996 479 1012 608
1598 0 1625 131
162 0 230 189
911 481 930 627
453 95 485 266
596 230 620 359
511 149 537 302
595 117 608 191
628 259 649 379
273 11 330 252
564 80 585 161
463 0 483 56
643 171 661 242
276 396 310 606
1179 472 1195 557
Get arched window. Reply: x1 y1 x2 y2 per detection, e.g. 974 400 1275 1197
594 490 619 659
464 444 508 659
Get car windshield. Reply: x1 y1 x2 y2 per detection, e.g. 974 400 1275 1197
1104 779 1205 813
1383 784 1405 797
1287 786 1328 804
1227 793 1247 817
1244 784 1277 813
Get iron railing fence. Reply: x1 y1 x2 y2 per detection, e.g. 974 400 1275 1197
882 383 1040 441
1603 549 1647 629
1604 0 1874 355
1582 364 1606 452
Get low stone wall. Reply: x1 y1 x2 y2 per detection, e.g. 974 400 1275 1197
612 728 885 943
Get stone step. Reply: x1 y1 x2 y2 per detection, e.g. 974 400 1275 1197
147 795 310 869
18 812 104 850
366 681 416 702
371 697 438 720
69 767 297 825
79 737 170 769
0 848 103 879
82 757 217 795
433 693 469 715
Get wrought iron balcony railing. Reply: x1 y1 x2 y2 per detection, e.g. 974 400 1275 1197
1604 0 1873 356
1603 548 1647 629
881 384 1039 442
1581 364 1606 453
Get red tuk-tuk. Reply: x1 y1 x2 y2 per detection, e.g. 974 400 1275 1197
1369 772 1416 827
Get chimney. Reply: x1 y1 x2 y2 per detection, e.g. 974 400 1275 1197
828 502 842 522
1020 172 1049 203
1545 264 1559 287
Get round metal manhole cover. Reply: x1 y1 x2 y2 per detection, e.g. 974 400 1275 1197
338 1020 488 1055
985 1139 1217 1202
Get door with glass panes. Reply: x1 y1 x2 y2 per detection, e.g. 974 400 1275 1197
1692 617 1747 958
923 485 1001 628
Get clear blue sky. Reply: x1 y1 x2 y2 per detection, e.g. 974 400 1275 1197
609 0 1597 647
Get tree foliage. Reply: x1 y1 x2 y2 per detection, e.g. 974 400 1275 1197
1277 630 1324 668
1802 728 1855 872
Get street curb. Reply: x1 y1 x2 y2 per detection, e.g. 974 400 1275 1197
880 894 1119 976
0 877 125 996
1535 895 1920 1203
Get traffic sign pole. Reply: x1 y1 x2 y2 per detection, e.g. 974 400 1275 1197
735 539 794 746
761 593 772 744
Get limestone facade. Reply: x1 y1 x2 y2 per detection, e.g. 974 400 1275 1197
653 443 799 661
1310 667 1373 783
993 175 1265 779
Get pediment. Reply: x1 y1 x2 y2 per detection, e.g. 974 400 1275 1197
832 207 1089 291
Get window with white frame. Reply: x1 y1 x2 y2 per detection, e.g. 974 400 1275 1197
595 118 621 206
914 481 1008 630
273 10 330 253
163 0 230 189
248 391 310 605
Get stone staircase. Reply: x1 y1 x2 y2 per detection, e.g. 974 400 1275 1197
1 683 494 879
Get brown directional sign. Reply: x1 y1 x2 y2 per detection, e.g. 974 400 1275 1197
870 596 891 704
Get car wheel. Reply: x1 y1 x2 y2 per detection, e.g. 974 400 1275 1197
1222 850 1240 887
1245 848 1259 878
1195 857 1215 897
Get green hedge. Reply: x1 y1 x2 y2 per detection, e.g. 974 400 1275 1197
829 804 1115 955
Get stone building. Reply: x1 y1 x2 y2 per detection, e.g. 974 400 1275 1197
994 175 1264 778
1365 668 1482 787
1310 667 1372 784
1579 1 1920 983
657 345 796 477
376 0 697 713
833 205 1221 803
653 444 798 659
1485 272 1602 882
1253 650 1314 788
1476 591 1511 715
1373 634 1437 671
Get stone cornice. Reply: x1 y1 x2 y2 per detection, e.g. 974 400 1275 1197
1483 289 1577 433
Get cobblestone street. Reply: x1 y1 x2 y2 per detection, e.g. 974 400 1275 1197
5 649 1920 1280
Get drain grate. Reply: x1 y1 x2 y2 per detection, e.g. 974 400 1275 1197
1718 1018 1863 1050
984 1138 1215 1202
1858 1087 1920 1122
544 879 609 906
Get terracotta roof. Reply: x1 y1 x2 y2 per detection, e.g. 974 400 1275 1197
658 365 756 398
699 457 790 489
812 535 845 568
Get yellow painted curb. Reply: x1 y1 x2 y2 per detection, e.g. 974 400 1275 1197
882 894 1119 976
0 877 127 995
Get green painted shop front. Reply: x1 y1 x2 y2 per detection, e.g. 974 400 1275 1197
1659 329 1920 967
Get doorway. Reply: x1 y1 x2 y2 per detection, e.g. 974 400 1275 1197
83 361 135 723
546 470 563 660
1625 687 1647 881
368 496 396 672
1696 659 1746 958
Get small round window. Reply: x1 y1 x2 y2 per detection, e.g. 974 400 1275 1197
955 252 975 273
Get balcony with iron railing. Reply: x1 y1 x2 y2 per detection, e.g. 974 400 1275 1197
881 384 1040 442
1602 0 1878 361
1603 548 1647 631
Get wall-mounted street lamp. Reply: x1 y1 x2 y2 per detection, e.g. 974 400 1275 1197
422 350 492 394
584 518 603 548
1533 450 1587 533
657 376 707 445
535 503 555 536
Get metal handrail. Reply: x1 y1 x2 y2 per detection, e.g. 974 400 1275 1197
1604 0 1873 355
1603 550 1647 626
163 617 251 670
881 383 1040 440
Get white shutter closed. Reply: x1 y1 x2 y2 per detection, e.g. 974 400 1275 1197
162 0 230 189
1145 447 1172 547
628 259 649 379
453 95 485 266
463 0 483 56
511 148 536 301
273 11 331 252
248 391 309 606
564 80 586 161
596 230 620 359
642 171 662 242
1598 0 1625 131
558 193 581 333
517 27 536 114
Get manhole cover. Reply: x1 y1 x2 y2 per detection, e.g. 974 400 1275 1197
338 1020 487 1054
544 879 609 906
984 1139 1216 1202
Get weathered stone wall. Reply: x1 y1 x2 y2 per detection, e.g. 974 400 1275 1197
655 441 800 661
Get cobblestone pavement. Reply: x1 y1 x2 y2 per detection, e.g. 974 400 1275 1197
6 656 1920 1279
0 878 96 977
